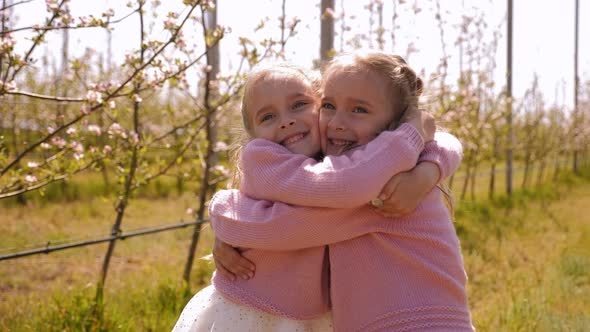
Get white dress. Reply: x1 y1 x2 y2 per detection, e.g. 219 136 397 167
172 285 333 332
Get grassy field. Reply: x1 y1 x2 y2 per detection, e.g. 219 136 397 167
1 168 589 331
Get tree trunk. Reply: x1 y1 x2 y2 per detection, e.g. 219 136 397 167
320 0 335 66
279 0 287 54
553 153 561 181
58 26 70 198
573 0 579 174
183 0 220 284
489 132 499 199
470 161 478 200
376 1 384 50
460 160 471 201
98 1 146 291
522 152 531 189
505 0 514 195
536 158 546 187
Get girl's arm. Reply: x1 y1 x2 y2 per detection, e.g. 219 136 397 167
240 123 424 208
209 189 378 250
417 131 463 183
374 131 463 217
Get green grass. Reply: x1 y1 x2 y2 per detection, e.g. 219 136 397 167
1 168 589 331
1 171 194 207
457 169 590 331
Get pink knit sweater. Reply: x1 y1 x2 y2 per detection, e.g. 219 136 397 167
210 124 473 331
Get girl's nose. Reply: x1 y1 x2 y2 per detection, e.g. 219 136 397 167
328 114 346 131
280 120 296 129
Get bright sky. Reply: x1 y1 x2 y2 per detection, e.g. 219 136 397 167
9 0 590 109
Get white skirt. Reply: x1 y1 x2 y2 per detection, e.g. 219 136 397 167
172 285 333 332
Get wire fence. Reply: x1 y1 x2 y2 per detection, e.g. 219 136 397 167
0 219 207 262
1 155 588 264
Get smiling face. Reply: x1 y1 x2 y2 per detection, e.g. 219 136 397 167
245 74 321 158
319 67 397 156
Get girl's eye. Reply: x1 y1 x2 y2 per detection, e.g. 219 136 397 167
352 107 368 114
321 102 335 110
292 101 308 109
260 113 274 122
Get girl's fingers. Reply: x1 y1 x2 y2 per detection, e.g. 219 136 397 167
214 249 254 280
378 177 401 201
214 259 236 281
231 256 256 280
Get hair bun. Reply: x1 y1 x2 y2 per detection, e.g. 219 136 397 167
415 77 424 96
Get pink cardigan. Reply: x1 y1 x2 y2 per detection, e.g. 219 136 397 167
210 124 473 331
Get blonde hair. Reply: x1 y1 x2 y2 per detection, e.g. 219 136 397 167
230 62 321 187
323 52 424 130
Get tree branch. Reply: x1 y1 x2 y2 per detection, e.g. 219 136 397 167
0 1 202 177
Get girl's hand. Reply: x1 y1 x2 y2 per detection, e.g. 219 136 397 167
212 237 256 281
372 161 440 218
401 108 436 142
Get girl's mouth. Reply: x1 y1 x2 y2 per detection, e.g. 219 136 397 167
281 132 307 146
327 138 358 154
329 138 356 148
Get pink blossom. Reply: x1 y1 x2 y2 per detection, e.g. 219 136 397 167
86 90 103 104
103 145 113 154
164 18 178 30
73 153 84 161
87 124 102 135
186 208 194 215
51 137 66 148
124 53 137 65
108 100 116 109
108 123 123 133
70 141 85 154
203 0 216 9
102 8 115 18
0 80 17 92
60 13 74 25
80 104 91 115
66 127 77 135
27 162 40 168
25 175 38 183
40 143 52 150
176 35 187 50
213 165 230 177
108 123 127 139
213 141 229 152
130 131 140 144
0 34 15 52
79 16 89 26
45 0 59 10
160 64 171 75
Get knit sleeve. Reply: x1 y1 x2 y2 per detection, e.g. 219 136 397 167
209 189 375 250
418 131 463 183
240 123 424 208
